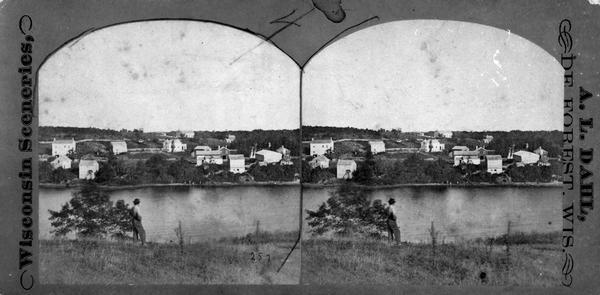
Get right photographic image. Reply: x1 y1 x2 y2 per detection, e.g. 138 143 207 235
300 20 563 285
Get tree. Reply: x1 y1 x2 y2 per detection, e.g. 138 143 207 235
305 184 388 238
47 167 77 184
95 162 116 184
353 150 375 184
48 183 132 238
145 154 172 182
39 161 53 183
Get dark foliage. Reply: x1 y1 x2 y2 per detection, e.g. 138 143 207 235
305 184 389 237
452 130 561 157
247 161 297 182
39 162 77 183
301 161 336 183
48 183 132 238
353 150 375 184
302 126 381 141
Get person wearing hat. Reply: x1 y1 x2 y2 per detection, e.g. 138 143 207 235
387 198 401 245
131 198 146 245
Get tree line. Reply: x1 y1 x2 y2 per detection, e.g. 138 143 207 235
40 126 301 157
451 131 561 158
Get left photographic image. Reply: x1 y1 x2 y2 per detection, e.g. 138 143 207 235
38 20 301 284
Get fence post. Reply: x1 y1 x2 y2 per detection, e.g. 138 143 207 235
176 220 184 254
505 220 511 282
255 220 261 242
429 221 437 270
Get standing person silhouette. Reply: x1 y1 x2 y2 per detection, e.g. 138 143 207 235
131 198 146 245
387 198 401 245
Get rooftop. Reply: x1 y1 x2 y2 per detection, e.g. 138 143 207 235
453 151 480 156
486 155 502 160
256 149 280 155
79 159 98 166
514 150 538 156
337 159 356 166
196 150 221 156
311 139 333 144
53 138 75 144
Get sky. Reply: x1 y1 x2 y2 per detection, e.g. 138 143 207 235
302 20 564 131
39 21 300 132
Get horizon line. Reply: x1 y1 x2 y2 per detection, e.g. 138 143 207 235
40 125 560 133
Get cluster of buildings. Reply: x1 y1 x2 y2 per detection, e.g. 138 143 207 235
194 144 293 174
305 132 553 181
44 138 127 180
307 138 384 180
449 144 550 174
449 145 503 174
509 146 550 167
44 132 296 181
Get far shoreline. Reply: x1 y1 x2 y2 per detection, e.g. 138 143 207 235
40 181 301 190
40 181 562 190
301 181 563 189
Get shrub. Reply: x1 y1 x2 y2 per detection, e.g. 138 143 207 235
305 184 388 237
48 183 132 238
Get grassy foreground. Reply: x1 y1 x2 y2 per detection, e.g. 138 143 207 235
302 232 561 286
41 231 300 284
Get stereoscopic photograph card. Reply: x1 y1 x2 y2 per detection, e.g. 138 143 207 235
0 0 599 294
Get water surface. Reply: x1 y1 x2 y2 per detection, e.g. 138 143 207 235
303 186 561 242
40 185 301 242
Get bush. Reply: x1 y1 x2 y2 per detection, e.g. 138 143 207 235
48 183 132 238
305 184 388 238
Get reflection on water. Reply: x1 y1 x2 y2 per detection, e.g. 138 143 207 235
40 186 300 242
303 186 561 243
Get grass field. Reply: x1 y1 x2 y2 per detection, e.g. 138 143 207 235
41 231 300 284
302 232 561 286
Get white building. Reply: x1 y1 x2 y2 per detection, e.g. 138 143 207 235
453 150 481 166
337 159 357 179
449 146 469 157
483 135 494 144
78 159 99 179
277 145 293 165
534 146 549 163
420 139 445 153
52 138 76 156
513 150 540 166
193 145 211 157
255 149 282 164
182 131 195 138
196 150 223 165
440 131 453 138
228 154 246 174
50 155 72 170
368 140 385 154
309 155 330 169
485 155 503 174
225 134 236 144
276 145 291 156
310 138 334 156
110 141 127 155
163 139 187 153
